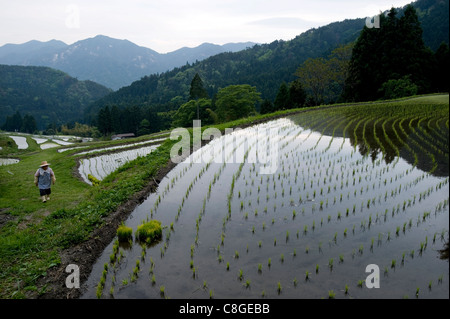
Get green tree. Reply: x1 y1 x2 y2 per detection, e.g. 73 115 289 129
123 105 142 135
433 42 449 92
97 106 112 135
288 79 307 108
145 108 160 133
379 75 418 99
215 85 261 122
137 119 151 136
110 105 121 134
328 43 354 102
397 4 434 92
295 58 331 105
172 98 214 127
260 99 274 114
343 5 434 101
274 82 290 110
11 111 23 132
21 114 37 133
189 73 209 101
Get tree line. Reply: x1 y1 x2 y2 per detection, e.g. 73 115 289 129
1 111 37 134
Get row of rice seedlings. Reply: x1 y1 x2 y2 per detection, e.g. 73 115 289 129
107 106 444 298
79 145 161 184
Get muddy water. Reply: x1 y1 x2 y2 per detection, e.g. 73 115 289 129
81 118 449 299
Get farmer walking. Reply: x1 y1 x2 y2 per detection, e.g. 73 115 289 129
34 161 56 203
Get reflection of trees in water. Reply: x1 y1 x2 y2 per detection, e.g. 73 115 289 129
439 238 449 261
291 110 449 177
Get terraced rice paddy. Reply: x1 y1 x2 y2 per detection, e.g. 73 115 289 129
78 144 162 185
82 96 449 299
8 136 28 149
0 158 19 166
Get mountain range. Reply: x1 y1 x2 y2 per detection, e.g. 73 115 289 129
0 36 256 90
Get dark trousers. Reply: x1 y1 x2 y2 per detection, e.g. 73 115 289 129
39 188 51 196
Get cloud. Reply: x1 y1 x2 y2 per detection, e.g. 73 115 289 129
247 17 319 30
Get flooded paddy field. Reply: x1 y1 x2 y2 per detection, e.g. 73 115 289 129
81 98 449 299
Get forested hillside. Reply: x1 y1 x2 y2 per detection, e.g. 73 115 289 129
86 18 364 119
0 65 111 130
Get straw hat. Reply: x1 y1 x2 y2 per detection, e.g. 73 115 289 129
39 161 50 167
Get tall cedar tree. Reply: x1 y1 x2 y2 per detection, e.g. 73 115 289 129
189 73 209 100
288 80 307 108
274 82 290 110
344 5 435 101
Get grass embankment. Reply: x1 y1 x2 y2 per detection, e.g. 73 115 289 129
0 93 447 298
0 134 176 298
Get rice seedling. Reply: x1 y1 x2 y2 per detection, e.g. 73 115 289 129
117 223 133 243
344 284 349 295
277 282 282 294
135 220 162 243
316 264 319 273
305 271 310 280
328 290 336 299
238 269 243 281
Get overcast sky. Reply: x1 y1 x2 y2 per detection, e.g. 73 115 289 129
1 0 413 53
